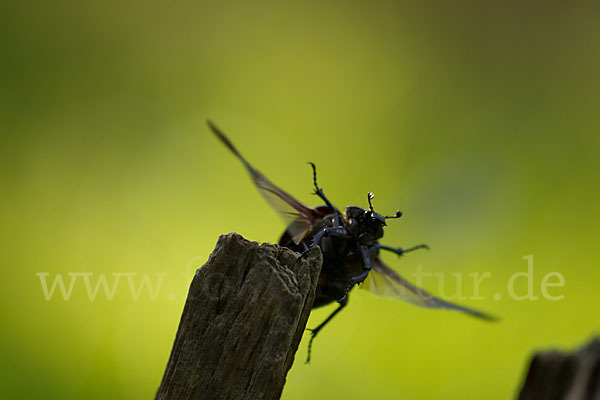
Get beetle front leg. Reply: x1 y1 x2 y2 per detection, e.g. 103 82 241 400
308 162 342 227
312 226 349 246
338 245 371 303
300 226 350 258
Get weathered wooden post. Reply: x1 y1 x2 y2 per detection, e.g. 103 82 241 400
156 233 322 400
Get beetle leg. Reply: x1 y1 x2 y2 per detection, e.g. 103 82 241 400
376 243 430 256
305 297 348 363
308 162 343 227
313 226 349 245
338 245 372 303
310 226 349 249
299 226 349 259
368 244 380 255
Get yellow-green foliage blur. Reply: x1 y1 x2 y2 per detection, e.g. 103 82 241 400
1 1 599 399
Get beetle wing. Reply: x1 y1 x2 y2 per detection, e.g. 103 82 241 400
362 256 496 320
251 168 320 244
208 120 321 244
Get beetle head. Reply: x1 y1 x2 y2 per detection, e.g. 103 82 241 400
343 192 402 245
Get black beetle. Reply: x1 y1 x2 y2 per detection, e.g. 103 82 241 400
208 121 494 362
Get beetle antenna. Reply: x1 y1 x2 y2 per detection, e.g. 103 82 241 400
385 210 403 219
367 192 375 212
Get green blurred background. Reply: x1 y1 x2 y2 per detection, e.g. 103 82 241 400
1 0 599 399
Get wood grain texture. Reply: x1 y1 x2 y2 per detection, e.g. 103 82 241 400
156 233 322 400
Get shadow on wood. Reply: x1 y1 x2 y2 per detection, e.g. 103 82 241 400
156 233 322 400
